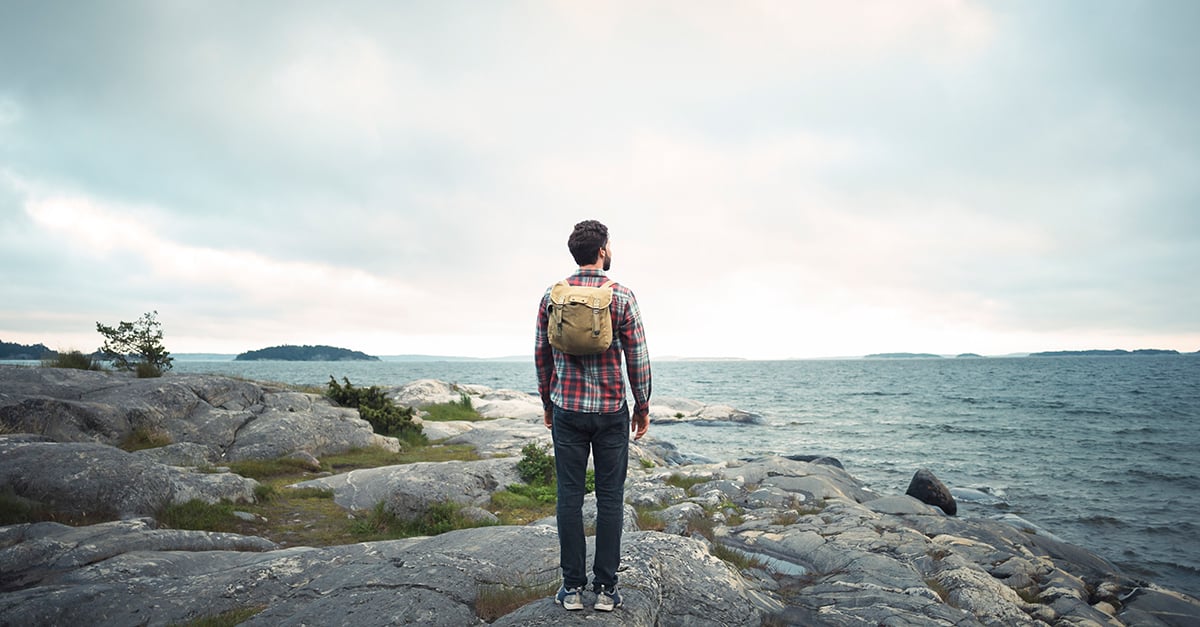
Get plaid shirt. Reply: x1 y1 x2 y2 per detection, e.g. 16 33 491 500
535 268 652 418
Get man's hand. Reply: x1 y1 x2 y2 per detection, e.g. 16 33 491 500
631 411 649 440
543 408 553 430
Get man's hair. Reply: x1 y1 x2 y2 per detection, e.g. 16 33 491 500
567 220 609 266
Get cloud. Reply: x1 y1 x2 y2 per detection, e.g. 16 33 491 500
1 2 1198 358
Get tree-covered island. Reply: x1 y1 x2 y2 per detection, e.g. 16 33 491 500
235 345 380 361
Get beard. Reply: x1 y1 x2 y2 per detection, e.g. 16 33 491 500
603 255 611 271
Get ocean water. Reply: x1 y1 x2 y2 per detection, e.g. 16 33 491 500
171 355 1200 597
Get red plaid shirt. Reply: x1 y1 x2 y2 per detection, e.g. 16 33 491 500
535 269 652 418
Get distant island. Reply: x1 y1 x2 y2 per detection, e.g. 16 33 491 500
863 353 942 359
0 341 55 360
235 345 380 361
956 353 984 358
1030 349 1180 357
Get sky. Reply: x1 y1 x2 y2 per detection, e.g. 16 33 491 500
1 1 1198 360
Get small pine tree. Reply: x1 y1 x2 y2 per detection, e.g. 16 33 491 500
95 311 173 377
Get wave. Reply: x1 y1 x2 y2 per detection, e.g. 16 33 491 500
846 391 913 397
1128 468 1199 484
1113 426 1159 435
1077 514 1128 529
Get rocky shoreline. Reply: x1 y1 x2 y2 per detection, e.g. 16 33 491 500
2 365 1198 625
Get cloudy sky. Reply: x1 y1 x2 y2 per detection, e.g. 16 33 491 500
1 1 1197 359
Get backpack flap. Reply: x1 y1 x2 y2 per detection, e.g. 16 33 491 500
547 280 615 355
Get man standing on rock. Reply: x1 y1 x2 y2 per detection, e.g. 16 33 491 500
535 219 652 612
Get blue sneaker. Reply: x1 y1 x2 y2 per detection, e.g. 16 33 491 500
554 585 584 611
594 585 622 611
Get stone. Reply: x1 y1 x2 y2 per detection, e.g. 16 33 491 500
292 457 522 518
906 468 957 515
6 369 1200 625
0 437 259 519
0 368 399 462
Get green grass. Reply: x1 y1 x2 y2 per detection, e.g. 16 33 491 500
119 427 173 452
226 457 318 480
634 504 666 531
168 605 266 627
41 350 104 371
349 500 497 541
639 457 656 469
711 542 768 571
159 499 238 532
0 487 51 525
422 393 487 422
488 490 556 525
664 473 711 493
475 578 560 622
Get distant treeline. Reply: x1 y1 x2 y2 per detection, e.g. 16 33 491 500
234 345 380 361
0 341 56 360
1030 349 1181 357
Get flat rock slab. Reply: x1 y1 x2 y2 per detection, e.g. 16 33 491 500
0 436 259 519
0 520 778 627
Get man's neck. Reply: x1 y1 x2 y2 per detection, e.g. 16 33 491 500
578 263 604 271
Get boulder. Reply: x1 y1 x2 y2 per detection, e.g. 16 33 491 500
0 368 399 463
650 397 764 425
0 521 781 627
906 467 957 515
0 436 259 519
292 457 523 519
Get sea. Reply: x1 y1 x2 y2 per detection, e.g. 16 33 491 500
24 355 1200 597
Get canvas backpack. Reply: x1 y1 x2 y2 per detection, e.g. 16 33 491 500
547 279 616 355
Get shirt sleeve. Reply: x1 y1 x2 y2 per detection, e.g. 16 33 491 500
534 289 555 411
619 288 652 418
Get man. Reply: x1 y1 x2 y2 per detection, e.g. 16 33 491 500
535 219 652 612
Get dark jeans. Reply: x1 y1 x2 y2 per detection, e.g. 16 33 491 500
552 404 630 591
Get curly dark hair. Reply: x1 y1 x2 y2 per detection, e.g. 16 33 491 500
567 220 609 266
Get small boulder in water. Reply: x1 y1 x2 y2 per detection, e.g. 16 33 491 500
906 468 957 516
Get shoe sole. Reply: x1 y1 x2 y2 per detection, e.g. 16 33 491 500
555 595 583 611
594 598 621 611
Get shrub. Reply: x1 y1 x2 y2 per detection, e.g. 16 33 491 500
41 350 103 371
516 442 555 486
326 377 425 445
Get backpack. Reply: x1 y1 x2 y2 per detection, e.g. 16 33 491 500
547 279 616 355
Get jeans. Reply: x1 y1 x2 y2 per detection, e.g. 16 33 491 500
552 404 630 590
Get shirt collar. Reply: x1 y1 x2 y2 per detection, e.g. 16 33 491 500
573 268 607 278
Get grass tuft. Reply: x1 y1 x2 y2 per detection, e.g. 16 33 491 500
120 426 172 451
423 393 488 421
664 473 711 493
475 578 560 622
159 499 237 532
168 605 266 627
350 500 497 541
41 349 104 371
634 505 666 531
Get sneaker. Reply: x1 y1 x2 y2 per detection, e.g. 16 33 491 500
554 585 584 611
594 585 622 612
